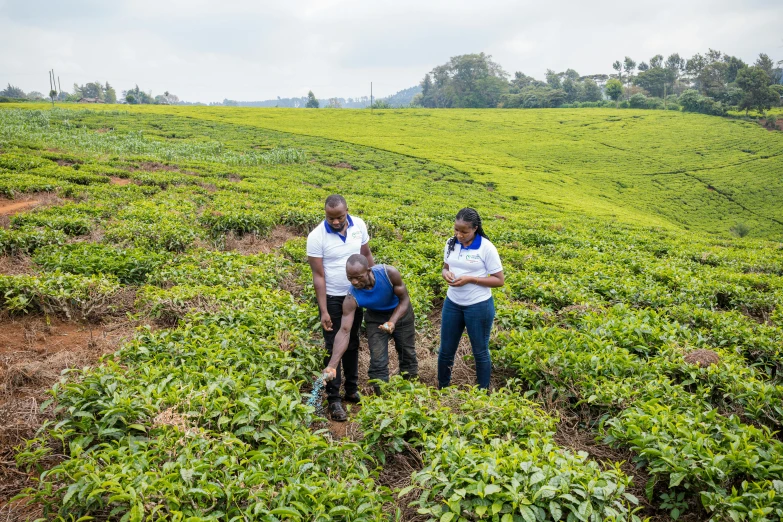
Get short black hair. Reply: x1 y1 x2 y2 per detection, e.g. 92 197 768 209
346 253 368 269
325 194 347 209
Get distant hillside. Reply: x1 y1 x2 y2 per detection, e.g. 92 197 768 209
223 85 421 109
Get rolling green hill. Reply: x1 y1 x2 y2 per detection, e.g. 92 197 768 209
61 105 783 239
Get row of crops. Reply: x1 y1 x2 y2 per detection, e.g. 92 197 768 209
0 107 782 521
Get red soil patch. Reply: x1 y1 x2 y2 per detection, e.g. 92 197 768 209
0 315 137 515
759 119 783 131
95 128 111 134
109 176 131 186
0 199 39 217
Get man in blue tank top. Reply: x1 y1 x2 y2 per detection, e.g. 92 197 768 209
323 254 418 400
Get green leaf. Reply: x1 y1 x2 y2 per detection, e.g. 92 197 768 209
398 485 415 498
549 501 562 521
180 468 194 483
669 472 686 488
502 514 514 522
484 484 501 496
440 512 455 522
518 506 536 522
270 508 300 517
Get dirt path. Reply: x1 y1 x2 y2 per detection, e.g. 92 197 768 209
109 177 131 186
0 199 39 216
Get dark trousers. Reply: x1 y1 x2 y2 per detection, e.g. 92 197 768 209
365 306 418 382
438 296 494 390
323 295 362 402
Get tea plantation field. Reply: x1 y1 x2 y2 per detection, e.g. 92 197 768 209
0 106 782 521
34 104 783 239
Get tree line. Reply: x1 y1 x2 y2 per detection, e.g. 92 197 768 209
413 51 783 115
0 81 180 105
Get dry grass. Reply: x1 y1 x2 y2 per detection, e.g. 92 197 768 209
224 225 300 255
683 349 721 367
0 256 35 276
0 315 138 515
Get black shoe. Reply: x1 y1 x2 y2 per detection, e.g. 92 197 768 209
343 392 361 404
328 401 347 422
371 384 382 396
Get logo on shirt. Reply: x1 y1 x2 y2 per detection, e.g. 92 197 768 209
351 230 362 240
465 254 481 262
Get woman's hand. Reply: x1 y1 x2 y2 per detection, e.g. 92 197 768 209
442 269 457 283
448 276 475 287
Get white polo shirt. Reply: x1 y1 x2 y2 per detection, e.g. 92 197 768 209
444 235 503 306
307 215 370 296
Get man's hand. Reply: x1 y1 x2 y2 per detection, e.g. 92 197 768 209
379 322 396 334
448 276 475 287
322 367 337 382
321 312 333 331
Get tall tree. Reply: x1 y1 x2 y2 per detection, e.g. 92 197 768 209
580 79 603 102
545 69 561 89
605 78 623 107
419 53 509 108
736 66 778 115
0 84 25 98
649 54 664 69
104 82 117 104
305 90 319 108
612 60 624 83
623 57 637 98
755 53 780 85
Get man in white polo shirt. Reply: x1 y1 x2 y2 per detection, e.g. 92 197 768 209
307 194 373 422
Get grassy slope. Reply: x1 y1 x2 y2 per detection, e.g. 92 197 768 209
8 103 783 239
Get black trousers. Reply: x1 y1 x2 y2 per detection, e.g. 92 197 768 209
323 295 363 402
365 306 418 382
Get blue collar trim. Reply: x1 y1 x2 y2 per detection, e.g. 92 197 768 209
324 214 354 239
460 235 482 250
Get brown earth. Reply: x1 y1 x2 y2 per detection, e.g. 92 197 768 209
0 200 38 217
129 161 180 172
109 176 131 186
332 162 356 170
0 315 137 519
225 225 300 255
684 349 721 367
0 256 34 276
759 118 783 132
0 194 65 229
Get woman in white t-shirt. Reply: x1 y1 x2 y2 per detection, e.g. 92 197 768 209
438 208 504 390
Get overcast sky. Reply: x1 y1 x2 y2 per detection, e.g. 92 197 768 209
1 0 781 103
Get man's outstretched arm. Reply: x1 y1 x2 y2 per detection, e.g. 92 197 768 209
323 295 358 380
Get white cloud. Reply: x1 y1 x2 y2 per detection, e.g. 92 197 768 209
1 0 781 103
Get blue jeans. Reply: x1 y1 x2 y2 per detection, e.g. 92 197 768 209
438 296 495 390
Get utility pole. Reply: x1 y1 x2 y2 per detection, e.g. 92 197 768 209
48 69 57 107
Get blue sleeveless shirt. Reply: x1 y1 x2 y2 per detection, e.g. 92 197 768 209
350 265 399 311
